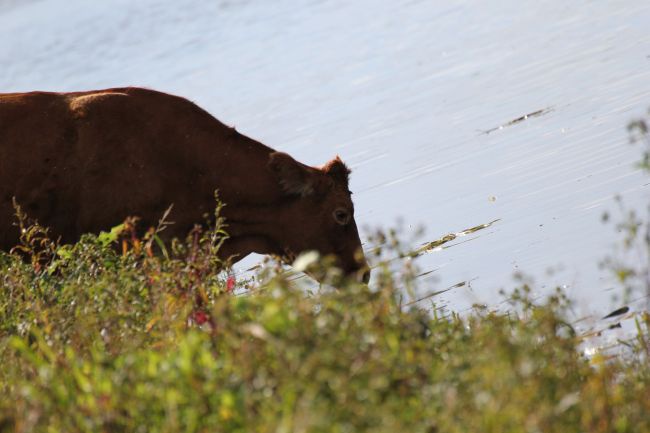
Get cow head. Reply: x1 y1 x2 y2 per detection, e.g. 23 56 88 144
268 152 370 283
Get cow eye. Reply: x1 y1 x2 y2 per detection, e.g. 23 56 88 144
333 208 351 225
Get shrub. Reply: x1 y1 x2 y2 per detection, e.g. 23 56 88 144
0 217 648 433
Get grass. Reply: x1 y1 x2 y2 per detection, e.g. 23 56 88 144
0 210 649 433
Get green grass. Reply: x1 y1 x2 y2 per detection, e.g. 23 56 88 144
0 216 649 433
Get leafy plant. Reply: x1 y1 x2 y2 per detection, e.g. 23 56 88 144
601 110 650 309
0 211 649 432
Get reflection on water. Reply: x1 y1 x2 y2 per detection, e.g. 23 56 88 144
415 218 500 256
1 0 649 316
480 107 554 135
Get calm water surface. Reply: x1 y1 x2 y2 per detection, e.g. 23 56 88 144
1 0 649 317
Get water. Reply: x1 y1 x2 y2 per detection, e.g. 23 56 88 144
1 0 649 317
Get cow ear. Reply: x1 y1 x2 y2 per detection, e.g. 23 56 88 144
322 155 351 186
268 152 316 196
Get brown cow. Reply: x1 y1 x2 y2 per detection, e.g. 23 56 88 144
0 87 369 282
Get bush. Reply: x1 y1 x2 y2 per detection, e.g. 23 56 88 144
0 216 649 433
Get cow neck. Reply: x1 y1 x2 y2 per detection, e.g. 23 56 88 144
219 202 293 260
218 235 278 262
221 200 293 239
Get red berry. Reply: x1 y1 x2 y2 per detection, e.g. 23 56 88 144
226 275 236 292
194 310 209 325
